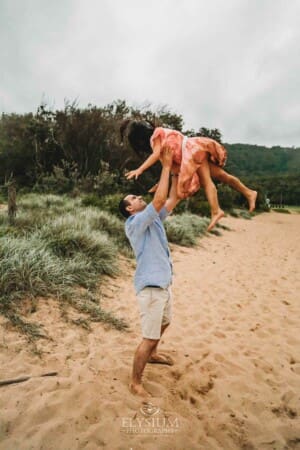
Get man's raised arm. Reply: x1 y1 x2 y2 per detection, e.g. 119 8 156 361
152 147 173 212
165 174 180 212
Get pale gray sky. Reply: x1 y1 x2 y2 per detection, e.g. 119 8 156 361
1 0 300 146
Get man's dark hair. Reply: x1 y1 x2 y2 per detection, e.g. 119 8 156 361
119 197 131 218
120 120 155 156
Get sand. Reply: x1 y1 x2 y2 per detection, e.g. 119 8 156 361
0 211 300 450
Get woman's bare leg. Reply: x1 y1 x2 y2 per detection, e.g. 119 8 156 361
209 163 257 212
197 159 224 231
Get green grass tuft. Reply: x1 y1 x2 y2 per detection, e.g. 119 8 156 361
165 214 210 247
272 208 291 214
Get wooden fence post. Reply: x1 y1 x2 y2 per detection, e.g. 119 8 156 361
8 180 17 225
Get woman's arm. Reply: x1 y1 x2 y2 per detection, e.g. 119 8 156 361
126 151 161 180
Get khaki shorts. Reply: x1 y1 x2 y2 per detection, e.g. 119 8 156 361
137 287 172 340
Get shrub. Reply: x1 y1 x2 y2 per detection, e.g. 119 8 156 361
33 162 76 194
77 208 130 251
0 235 80 299
37 217 119 276
272 208 291 214
11 209 48 232
217 185 234 210
229 209 239 217
238 210 252 220
173 194 211 217
195 200 211 217
81 193 124 215
18 193 48 210
165 218 196 246
165 213 210 246
18 193 81 211
229 209 252 219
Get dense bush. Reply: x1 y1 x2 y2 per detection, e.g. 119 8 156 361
173 195 211 217
81 193 123 216
165 213 210 246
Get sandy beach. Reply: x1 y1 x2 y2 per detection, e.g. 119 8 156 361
0 211 299 450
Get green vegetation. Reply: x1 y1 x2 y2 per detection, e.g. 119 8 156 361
165 213 229 246
225 143 300 177
1 99 299 210
165 214 209 246
272 208 291 214
0 194 129 339
285 205 300 213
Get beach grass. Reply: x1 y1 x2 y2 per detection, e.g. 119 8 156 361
0 194 129 338
165 213 210 246
272 208 291 214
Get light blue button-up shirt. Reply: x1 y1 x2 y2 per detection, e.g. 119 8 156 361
125 203 172 294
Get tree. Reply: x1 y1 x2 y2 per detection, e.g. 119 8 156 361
197 127 223 143
0 113 36 185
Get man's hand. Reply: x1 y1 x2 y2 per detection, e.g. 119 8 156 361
126 168 142 180
160 146 173 168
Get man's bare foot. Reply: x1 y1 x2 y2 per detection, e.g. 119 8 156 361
148 354 174 366
207 209 225 232
247 190 257 212
130 383 152 398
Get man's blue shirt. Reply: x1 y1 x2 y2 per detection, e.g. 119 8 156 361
125 203 172 294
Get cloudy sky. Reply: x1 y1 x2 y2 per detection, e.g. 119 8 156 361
1 0 300 146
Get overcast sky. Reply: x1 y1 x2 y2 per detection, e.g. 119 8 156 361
1 0 300 146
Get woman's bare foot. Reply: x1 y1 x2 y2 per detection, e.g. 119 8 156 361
130 383 152 398
207 209 225 232
247 190 257 212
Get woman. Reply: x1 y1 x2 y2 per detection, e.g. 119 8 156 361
121 119 257 231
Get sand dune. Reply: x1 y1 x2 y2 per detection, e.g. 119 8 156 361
0 212 300 450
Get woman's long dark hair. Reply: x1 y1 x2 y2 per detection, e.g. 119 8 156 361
120 119 155 156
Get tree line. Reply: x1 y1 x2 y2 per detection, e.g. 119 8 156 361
0 100 299 206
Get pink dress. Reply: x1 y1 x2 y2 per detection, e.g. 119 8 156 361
150 127 227 198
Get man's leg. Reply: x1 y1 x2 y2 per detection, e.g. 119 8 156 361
148 323 173 365
131 287 172 397
149 323 169 356
149 288 173 365
131 338 158 397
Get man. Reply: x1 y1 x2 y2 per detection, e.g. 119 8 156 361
119 148 179 398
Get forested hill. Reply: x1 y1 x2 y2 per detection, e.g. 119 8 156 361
224 143 300 177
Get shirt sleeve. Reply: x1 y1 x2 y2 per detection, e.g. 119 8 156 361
159 206 169 221
126 203 159 238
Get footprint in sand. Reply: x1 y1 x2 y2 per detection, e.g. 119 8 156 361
213 331 226 339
